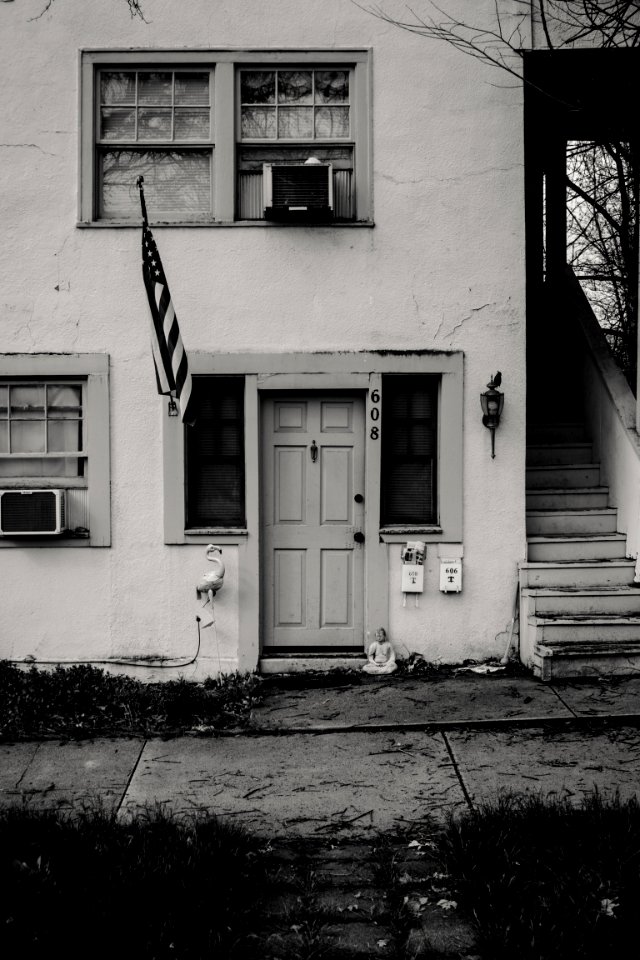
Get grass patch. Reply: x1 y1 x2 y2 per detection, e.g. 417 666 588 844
0 661 263 740
443 792 640 959
1 805 264 960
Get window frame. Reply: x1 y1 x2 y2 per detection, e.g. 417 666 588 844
79 49 373 226
0 354 111 547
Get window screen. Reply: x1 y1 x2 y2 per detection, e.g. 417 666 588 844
185 377 245 527
381 375 438 526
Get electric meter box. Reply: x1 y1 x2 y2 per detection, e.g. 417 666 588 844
401 564 424 593
440 559 462 593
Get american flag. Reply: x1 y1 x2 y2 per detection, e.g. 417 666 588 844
141 221 195 425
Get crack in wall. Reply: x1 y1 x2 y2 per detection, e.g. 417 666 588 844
0 143 58 157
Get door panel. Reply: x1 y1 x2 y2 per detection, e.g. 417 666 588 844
262 393 365 649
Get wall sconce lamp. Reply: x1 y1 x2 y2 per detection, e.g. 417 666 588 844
480 372 504 459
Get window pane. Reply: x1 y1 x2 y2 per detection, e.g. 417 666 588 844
47 385 82 418
278 106 313 139
100 150 213 221
101 71 136 105
315 106 349 138
139 72 172 104
278 71 312 104
138 108 172 140
48 420 82 453
11 385 44 418
315 71 349 104
241 71 275 104
101 107 136 140
0 457 81 478
0 385 7 416
174 108 210 140
11 421 45 454
241 106 276 139
384 464 434 524
175 72 210 105
0 421 7 453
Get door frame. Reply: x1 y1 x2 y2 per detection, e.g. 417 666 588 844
162 351 463 672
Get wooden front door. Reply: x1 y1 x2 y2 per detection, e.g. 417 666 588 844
261 393 365 650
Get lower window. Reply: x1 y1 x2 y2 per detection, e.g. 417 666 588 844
381 375 439 526
185 376 246 528
0 356 111 546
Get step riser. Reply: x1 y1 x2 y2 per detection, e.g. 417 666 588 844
526 466 600 489
528 539 627 562
520 564 636 589
526 491 609 510
535 621 640 643
526 513 618 537
534 651 640 681
531 595 640 617
526 446 593 466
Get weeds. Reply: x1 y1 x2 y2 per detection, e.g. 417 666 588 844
0 661 263 740
0 805 264 960
442 792 640 960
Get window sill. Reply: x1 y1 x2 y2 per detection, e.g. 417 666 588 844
379 527 443 543
77 220 375 229
182 528 249 545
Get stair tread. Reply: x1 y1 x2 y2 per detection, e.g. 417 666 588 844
526 508 617 516
527 533 625 542
527 486 608 494
532 615 640 624
527 463 600 470
523 585 640 595
521 558 633 565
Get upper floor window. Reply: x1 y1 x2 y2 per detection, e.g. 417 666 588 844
80 50 371 225
98 70 214 222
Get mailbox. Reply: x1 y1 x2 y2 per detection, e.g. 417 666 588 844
440 559 462 593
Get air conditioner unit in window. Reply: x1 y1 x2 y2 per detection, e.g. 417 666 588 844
0 489 66 536
263 161 333 222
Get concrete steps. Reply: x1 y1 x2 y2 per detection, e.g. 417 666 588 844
521 422 639 681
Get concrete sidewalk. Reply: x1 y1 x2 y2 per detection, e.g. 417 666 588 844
2 672 640 837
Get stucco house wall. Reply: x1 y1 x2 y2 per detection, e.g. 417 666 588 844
0 0 526 678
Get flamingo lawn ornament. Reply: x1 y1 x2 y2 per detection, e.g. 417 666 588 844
196 545 225 625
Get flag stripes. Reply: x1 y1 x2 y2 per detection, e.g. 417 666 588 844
142 221 195 424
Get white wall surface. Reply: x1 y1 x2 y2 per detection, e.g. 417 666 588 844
0 0 526 676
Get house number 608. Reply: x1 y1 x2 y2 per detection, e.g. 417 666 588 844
370 390 380 439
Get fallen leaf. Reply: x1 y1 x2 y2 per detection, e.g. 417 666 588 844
437 899 458 911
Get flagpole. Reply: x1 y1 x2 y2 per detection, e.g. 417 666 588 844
138 175 181 417
136 175 149 226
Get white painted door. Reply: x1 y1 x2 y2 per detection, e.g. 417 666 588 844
261 394 365 650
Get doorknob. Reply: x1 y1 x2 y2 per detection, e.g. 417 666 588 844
354 494 364 504
310 440 318 463
354 531 365 544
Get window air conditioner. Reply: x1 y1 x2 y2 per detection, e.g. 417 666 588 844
0 489 66 536
263 161 333 222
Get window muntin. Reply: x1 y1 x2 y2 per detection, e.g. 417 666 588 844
381 376 438 526
0 382 85 479
97 69 214 222
185 377 245 528
240 69 350 141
